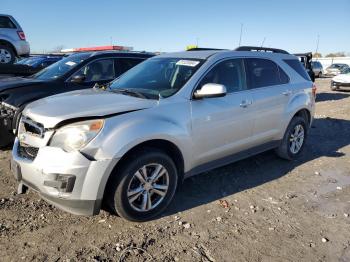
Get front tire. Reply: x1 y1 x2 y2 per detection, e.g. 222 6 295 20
275 116 308 160
0 45 15 64
105 149 178 222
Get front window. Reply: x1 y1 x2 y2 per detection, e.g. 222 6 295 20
109 57 203 98
71 59 115 82
32 53 90 80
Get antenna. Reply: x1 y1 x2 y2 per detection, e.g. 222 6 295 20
261 37 266 47
238 23 243 46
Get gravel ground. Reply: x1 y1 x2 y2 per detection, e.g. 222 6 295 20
0 78 349 262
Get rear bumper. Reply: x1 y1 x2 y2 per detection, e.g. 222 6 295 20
11 139 118 216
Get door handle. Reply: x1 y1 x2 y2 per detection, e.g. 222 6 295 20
282 90 292 96
240 100 252 108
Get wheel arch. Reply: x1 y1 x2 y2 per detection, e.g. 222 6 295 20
101 139 185 204
0 39 17 56
293 108 311 126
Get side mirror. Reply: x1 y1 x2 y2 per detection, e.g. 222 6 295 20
193 83 227 99
71 74 86 83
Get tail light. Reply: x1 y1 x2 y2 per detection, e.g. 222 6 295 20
312 83 317 98
17 31 26 40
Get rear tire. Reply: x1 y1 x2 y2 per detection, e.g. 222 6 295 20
275 116 308 160
105 149 178 222
318 72 322 78
0 45 15 64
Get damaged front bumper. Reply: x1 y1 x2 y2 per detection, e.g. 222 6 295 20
11 136 118 216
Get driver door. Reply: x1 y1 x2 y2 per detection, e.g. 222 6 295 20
190 59 255 167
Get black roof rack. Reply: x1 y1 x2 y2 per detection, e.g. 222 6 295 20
187 48 227 51
235 46 289 54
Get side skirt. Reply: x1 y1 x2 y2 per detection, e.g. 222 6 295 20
184 140 280 179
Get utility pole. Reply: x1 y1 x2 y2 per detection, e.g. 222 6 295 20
261 37 266 47
238 23 243 46
315 34 320 60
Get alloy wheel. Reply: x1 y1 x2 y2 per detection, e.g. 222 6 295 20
289 124 305 154
127 163 169 212
0 49 12 64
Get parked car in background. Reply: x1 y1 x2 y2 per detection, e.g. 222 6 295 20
0 14 30 64
11 46 315 221
311 61 323 78
325 63 349 76
294 52 315 82
0 55 64 77
0 51 154 147
331 67 350 91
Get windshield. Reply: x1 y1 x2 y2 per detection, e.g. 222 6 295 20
16 57 44 67
32 53 90 80
109 57 203 98
330 64 345 69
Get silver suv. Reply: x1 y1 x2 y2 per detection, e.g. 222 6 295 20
0 14 30 64
11 47 315 221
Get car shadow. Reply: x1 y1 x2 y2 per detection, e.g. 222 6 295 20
316 92 350 102
164 117 350 216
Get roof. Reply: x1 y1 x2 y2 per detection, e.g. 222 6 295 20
68 51 155 58
157 49 294 60
158 50 225 59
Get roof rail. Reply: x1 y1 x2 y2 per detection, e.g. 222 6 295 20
187 48 227 51
235 46 289 54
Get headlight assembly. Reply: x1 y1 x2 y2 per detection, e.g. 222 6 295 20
50 119 104 152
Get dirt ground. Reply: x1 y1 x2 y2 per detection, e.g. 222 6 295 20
0 78 349 262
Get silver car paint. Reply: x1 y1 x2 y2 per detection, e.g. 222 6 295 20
12 50 315 215
0 14 30 56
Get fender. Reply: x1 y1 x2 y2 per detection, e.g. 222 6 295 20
92 113 192 166
281 90 313 134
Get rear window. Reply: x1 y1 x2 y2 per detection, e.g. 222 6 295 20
284 59 311 81
245 58 289 89
0 16 16 29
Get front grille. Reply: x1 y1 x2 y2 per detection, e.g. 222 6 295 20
18 144 39 160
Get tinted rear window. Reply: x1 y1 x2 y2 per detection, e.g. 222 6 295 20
246 58 288 89
284 59 311 81
0 16 16 29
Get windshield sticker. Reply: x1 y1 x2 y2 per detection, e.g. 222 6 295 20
176 60 200 67
65 61 77 66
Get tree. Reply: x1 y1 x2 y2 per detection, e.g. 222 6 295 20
325 52 346 57
313 52 322 58
49 45 65 53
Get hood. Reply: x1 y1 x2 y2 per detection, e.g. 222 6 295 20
0 77 44 92
23 89 158 128
333 74 350 83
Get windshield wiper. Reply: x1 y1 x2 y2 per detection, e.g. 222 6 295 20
111 88 148 99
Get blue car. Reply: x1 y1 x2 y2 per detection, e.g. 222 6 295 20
0 55 65 77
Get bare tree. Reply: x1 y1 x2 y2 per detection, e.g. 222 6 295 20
49 45 65 53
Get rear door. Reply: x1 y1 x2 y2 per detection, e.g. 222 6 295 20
245 58 290 146
191 58 255 167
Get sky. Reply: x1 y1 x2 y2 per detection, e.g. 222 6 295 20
2 0 350 55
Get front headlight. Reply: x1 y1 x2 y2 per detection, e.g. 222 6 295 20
50 119 104 152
